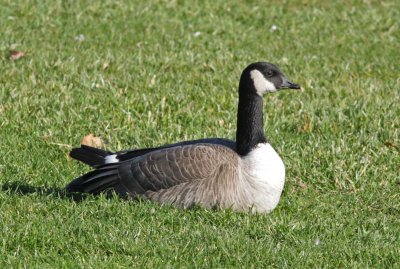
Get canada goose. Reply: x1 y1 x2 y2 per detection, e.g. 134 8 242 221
67 62 300 213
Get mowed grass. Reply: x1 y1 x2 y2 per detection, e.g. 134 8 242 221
1 0 399 267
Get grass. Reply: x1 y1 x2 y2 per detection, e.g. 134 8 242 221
1 0 399 267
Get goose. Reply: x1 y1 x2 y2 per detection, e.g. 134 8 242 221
67 62 300 213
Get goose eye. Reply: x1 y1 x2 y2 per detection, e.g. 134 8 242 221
266 70 274 77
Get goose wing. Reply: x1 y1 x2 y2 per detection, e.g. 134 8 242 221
67 143 240 208
116 138 236 162
118 143 238 195
70 138 236 167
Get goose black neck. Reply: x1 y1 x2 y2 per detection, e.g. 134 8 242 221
236 84 267 156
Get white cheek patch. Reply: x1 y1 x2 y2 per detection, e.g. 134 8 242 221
250 70 277 95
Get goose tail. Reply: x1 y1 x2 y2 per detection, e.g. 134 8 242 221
66 164 120 194
69 145 116 167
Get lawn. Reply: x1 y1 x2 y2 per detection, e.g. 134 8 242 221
0 0 399 267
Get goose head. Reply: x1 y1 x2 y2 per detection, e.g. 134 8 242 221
239 62 300 96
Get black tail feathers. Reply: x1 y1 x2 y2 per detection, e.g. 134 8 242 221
66 165 120 194
70 145 111 167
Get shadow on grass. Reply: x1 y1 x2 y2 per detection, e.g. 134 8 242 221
0 181 90 202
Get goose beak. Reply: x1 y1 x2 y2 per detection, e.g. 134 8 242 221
281 76 301 90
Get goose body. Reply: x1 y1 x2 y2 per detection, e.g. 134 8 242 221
67 62 300 213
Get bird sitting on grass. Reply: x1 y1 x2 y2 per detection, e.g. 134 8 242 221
67 62 300 213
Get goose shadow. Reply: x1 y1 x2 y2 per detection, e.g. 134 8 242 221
1 181 90 202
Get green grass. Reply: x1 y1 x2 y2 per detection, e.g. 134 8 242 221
1 0 399 267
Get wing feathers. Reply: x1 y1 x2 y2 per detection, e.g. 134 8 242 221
68 143 240 209
66 165 120 194
126 145 239 206
69 138 235 167
81 175 119 193
118 162 146 194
